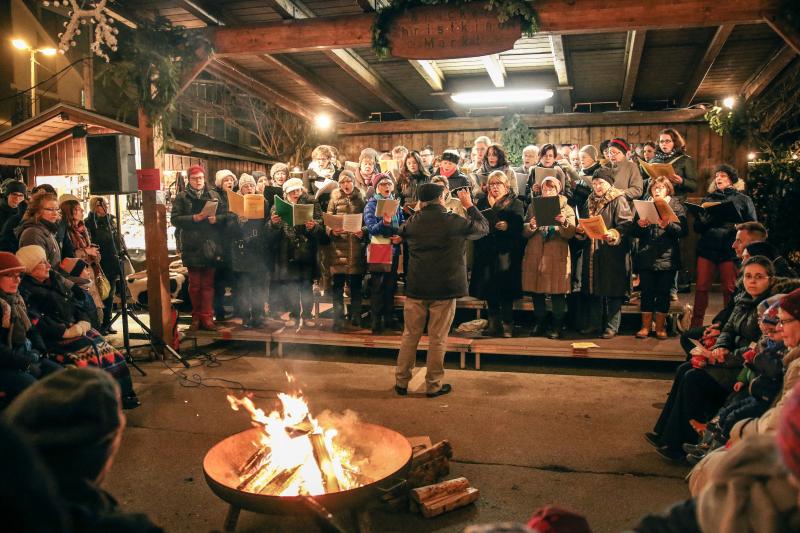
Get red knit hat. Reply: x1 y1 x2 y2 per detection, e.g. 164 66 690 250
528 505 592 533
608 138 630 155
0 252 25 276
372 172 395 189
780 288 800 320
187 164 206 177
777 382 800 478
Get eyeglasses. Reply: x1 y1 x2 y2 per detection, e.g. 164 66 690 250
42 208 60 213
778 317 797 326
743 274 770 281
1 274 22 280
488 182 505 187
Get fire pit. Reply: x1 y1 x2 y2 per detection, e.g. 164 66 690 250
203 393 412 532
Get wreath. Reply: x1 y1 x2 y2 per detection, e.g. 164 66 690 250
372 0 538 58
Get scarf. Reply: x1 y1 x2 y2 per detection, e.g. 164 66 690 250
651 148 683 163
67 219 92 252
186 184 205 200
588 187 625 216
373 192 399 228
0 289 31 346
488 192 515 211
309 161 335 180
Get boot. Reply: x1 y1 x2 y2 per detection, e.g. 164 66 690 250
636 312 653 338
654 312 668 340
200 316 219 331
188 316 201 331
502 323 513 338
547 317 563 340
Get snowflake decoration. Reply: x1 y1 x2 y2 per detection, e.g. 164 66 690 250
43 0 120 61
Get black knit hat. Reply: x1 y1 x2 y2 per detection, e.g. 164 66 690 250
440 151 460 164
714 163 739 183
3 180 26 196
418 183 444 202
591 166 615 185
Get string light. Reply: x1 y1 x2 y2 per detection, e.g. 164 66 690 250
43 0 118 61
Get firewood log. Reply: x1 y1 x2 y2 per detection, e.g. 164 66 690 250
260 464 302 496
419 487 480 518
309 432 340 492
408 456 450 487
410 440 452 469
411 477 470 503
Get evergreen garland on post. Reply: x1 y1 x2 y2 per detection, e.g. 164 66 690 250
500 114 534 166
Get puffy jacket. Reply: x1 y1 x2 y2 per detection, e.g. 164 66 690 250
16 218 62 268
631 196 688 271
693 188 757 263
326 188 367 275
19 271 91 344
170 187 228 268
363 193 404 272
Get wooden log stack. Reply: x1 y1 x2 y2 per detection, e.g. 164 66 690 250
410 477 480 518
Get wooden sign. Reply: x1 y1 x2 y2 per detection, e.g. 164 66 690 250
387 3 521 60
136 168 161 191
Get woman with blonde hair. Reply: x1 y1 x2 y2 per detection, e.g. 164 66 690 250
16 191 62 268
470 171 525 337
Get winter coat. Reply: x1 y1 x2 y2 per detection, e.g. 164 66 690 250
433 169 471 191
524 164 567 201
649 150 698 196
262 186 284 215
0 199 21 240
577 188 633 297
228 202 270 273
709 287 774 387
521 195 576 294
326 188 367 275
631 196 688 272
399 203 489 300
265 193 324 282
363 193 404 273
16 218 62 268
170 186 227 269
747 339 785 403
695 434 800 533
693 188 757 264
19 271 91 345
469 194 525 301
610 159 644 202
0 211 22 253
84 213 125 281
0 292 46 371
398 172 430 207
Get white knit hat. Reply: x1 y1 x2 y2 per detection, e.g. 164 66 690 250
282 177 305 194
16 245 47 273
270 163 289 179
215 169 236 188
238 173 256 190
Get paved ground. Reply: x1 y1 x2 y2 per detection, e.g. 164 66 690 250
105 341 691 533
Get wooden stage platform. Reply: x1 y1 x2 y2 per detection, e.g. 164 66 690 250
182 318 685 368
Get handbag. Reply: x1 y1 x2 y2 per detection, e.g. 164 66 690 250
95 267 112 300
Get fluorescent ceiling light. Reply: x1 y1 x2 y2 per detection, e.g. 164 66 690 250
451 89 553 105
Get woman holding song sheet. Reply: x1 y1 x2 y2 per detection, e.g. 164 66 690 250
363 173 404 334
574 167 633 339
325 170 367 332
266 177 324 328
648 128 697 196
525 143 566 199
521 176 576 339
631 177 687 339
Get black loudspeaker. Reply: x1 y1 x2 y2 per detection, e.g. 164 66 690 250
86 134 138 194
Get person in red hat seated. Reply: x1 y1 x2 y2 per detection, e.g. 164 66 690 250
0 251 62 409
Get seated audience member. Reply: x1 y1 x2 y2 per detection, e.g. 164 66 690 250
434 150 471 190
739 233 798 278
650 128 698 197
17 245 140 409
691 164 757 328
326 171 367 331
684 296 787 463
85 197 127 335
632 177 687 339
574 167 633 339
470 171 525 338
647 256 783 461
0 252 61 409
606 137 643 202
363 173 404 334
228 174 269 329
4 368 164 532
170 165 227 331
522 176 576 339
16 190 63 268
266 177 324 327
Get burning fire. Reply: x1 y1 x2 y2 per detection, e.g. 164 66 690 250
226 392 363 497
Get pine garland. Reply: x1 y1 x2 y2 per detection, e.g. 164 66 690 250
372 0 538 58
500 114 534 166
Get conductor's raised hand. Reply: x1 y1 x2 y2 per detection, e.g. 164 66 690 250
456 188 473 208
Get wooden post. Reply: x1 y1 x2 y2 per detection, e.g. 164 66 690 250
138 108 172 354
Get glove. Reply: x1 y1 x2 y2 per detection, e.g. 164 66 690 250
63 321 90 338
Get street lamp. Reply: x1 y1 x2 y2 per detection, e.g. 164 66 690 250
11 38 57 117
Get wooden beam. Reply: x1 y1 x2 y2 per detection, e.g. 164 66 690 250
481 54 506 88
549 35 571 112
678 25 735 107
209 0 776 55
178 0 226 26
356 0 375 12
265 0 305 19
409 60 443 92
178 53 213 95
741 45 797 100
336 109 709 135
764 14 800 55
0 157 30 166
206 60 315 121
258 54 364 120
621 30 647 109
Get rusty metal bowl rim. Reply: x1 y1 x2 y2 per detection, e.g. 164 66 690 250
203 423 412 515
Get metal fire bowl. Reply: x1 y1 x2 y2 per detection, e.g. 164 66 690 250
203 423 412 515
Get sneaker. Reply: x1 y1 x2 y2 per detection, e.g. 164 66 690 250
122 395 141 410
655 445 687 464
601 329 616 339
426 384 452 398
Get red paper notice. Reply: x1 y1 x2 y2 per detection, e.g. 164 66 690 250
137 168 161 191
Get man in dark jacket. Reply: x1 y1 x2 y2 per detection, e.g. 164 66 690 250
394 183 488 397
0 179 26 237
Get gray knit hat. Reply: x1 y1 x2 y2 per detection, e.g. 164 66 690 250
579 145 598 162
238 173 256 190
4 368 123 481
270 163 289 179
